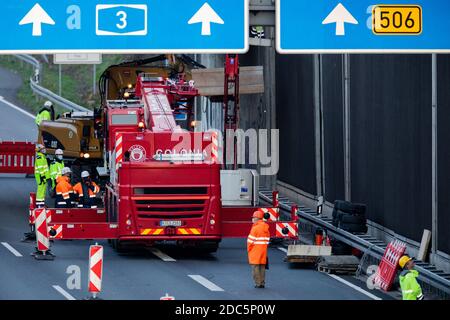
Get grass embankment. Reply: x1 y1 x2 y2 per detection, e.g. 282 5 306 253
0 55 125 114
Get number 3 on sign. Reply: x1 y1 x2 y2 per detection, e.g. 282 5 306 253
373 5 422 35
116 11 127 30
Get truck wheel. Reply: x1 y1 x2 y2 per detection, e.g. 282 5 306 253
198 241 220 254
111 239 127 253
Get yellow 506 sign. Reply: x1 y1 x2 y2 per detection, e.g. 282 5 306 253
373 5 422 35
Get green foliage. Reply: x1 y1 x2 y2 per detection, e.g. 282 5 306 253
0 55 125 113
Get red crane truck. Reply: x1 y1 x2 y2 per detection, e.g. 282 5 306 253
1 55 298 253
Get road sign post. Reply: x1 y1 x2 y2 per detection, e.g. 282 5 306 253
1 0 248 53
277 0 450 53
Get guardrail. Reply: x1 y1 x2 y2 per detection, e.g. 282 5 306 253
29 78 90 112
14 54 89 112
259 189 450 295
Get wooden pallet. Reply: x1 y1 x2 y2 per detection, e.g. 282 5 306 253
285 245 332 264
317 266 358 275
317 255 360 274
285 255 318 264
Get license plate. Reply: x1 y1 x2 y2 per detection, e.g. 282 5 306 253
160 220 182 227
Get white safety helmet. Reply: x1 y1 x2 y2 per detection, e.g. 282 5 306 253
44 101 53 108
55 149 64 160
35 144 46 153
61 167 72 176
81 171 90 178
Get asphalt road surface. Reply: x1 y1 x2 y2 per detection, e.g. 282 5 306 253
0 66 394 300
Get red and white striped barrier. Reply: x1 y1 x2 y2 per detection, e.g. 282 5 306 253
115 133 123 166
115 133 123 183
290 205 299 222
29 192 36 225
211 131 219 164
276 222 298 239
272 191 279 207
45 209 62 239
33 208 54 260
160 293 175 300
373 240 407 291
88 244 104 299
49 224 63 239
258 208 279 221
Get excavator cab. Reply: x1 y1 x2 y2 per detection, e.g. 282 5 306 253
37 111 103 165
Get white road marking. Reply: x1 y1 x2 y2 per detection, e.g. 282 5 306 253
1 242 23 257
0 96 36 119
52 285 76 300
277 246 288 253
327 274 382 300
188 275 224 292
149 248 176 262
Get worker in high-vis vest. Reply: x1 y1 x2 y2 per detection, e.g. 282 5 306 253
49 149 65 191
73 171 100 208
247 210 270 288
55 167 74 208
399 255 424 300
35 101 54 126
34 144 50 207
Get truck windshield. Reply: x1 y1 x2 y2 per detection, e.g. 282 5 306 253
111 114 137 125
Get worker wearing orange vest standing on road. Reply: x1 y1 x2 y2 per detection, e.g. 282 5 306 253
247 210 270 288
73 171 100 208
55 167 74 208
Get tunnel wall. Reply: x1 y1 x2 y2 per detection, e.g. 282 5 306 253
276 54 448 254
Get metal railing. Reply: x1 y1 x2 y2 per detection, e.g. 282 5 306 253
14 54 89 112
259 189 450 295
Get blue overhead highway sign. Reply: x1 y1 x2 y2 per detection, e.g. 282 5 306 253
2 0 248 53
277 0 450 53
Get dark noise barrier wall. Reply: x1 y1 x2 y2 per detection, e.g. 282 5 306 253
350 55 432 243
322 55 345 203
275 54 448 254
437 55 450 255
276 54 317 195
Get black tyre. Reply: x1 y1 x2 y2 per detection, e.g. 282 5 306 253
339 213 367 225
111 239 127 253
351 203 367 215
338 222 368 234
334 200 353 212
197 241 220 254
334 200 366 215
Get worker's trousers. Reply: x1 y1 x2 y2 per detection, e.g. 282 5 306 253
36 181 46 205
251 264 266 286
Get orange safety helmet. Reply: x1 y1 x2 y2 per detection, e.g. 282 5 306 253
252 210 264 219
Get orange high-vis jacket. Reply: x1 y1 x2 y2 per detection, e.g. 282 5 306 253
247 220 270 265
55 176 73 200
73 182 100 198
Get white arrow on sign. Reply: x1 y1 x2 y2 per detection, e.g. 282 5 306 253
19 3 55 37
188 2 224 36
322 3 358 36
